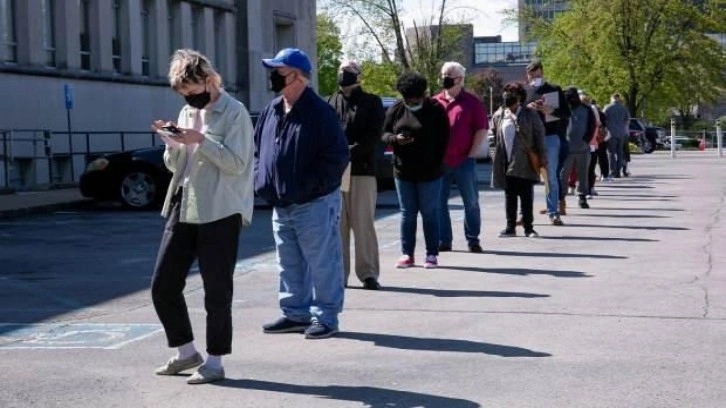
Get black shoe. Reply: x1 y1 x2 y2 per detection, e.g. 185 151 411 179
438 244 452 252
579 197 590 209
363 277 381 290
304 322 339 339
498 228 516 238
262 317 310 334
525 229 540 238
622 170 630 177
468 244 483 253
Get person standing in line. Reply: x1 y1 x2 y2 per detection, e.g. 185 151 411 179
328 61 384 290
255 48 349 340
150 49 255 384
491 82 547 238
579 92 606 197
433 61 488 253
383 72 450 269
559 87 596 210
603 93 630 178
525 60 570 226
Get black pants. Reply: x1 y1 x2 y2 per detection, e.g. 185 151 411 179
588 150 598 193
597 141 609 178
505 176 534 231
151 193 241 355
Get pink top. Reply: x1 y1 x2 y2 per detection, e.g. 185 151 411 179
433 90 488 168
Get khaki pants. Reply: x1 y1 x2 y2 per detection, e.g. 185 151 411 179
341 176 380 283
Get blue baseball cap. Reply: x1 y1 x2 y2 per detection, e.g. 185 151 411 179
262 48 312 74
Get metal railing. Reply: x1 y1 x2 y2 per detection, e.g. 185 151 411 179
1 129 157 191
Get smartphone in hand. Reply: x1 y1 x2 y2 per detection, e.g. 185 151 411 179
158 124 182 138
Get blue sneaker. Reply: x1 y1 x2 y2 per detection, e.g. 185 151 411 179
304 322 339 339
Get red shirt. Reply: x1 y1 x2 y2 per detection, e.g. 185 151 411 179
433 90 488 168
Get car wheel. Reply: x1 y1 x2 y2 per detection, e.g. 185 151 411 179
642 138 655 154
119 169 161 209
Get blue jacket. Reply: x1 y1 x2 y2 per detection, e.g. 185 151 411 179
254 87 350 207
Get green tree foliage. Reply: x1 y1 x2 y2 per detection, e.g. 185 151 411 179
359 61 399 97
316 12 344 97
522 0 726 122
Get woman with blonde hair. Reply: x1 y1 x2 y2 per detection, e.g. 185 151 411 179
150 49 255 384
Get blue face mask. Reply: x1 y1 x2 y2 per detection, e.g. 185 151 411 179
405 103 423 112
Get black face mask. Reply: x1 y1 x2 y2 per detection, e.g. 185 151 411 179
338 71 358 87
441 77 456 89
184 87 211 109
503 92 519 109
269 71 289 93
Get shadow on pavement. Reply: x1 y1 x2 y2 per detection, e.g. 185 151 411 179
483 250 626 259
379 286 549 298
213 380 481 408
337 332 552 357
540 235 658 242
592 207 684 212
596 185 654 189
571 214 669 219
564 223 688 231
442 266 591 278
596 194 678 198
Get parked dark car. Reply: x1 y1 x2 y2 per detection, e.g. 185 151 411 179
80 146 170 209
629 118 664 153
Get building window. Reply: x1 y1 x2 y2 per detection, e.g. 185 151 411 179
192 5 203 50
274 13 296 51
112 0 122 72
42 0 56 67
79 0 91 70
214 10 225 76
474 42 536 66
167 0 178 53
141 0 151 76
1 0 17 62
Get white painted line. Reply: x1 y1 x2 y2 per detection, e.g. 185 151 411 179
106 328 164 349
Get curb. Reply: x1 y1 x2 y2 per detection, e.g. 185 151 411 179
0 199 94 220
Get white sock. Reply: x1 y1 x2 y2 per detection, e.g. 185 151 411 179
205 354 223 370
176 342 198 360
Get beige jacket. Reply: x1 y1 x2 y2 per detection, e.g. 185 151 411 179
160 91 255 225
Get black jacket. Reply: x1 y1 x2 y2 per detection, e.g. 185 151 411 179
526 82 571 140
382 99 449 182
328 87 384 176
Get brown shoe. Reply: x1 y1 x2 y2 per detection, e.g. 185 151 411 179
558 199 567 216
538 208 548 215
550 216 564 226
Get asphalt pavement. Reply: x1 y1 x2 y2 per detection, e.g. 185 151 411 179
1 151 725 407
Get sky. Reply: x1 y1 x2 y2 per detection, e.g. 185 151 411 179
335 0 521 58
402 0 520 40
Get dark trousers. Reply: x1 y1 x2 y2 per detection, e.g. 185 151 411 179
588 151 598 193
151 193 241 356
597 141 609 178
505 176 534 231
556 139 569 198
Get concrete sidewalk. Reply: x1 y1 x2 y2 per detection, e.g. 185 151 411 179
0 188 92 219
2 152 725 407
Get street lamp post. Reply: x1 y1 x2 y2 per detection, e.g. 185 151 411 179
489 86 493 118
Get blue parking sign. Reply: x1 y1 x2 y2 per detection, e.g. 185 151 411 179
64 84 73 110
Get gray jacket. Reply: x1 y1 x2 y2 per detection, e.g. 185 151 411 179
603 101 630 139
491 105 546 189
567 104 596 153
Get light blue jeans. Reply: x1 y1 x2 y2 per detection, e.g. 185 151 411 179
439 158 481 247
395 177 442 257
272 190 344 329
545 135 561 216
